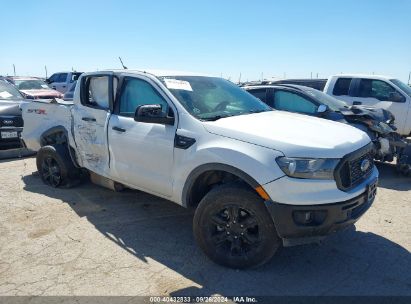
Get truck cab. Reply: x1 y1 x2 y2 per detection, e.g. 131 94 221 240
324 75 411 136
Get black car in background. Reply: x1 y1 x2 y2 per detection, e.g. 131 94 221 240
243 84 411 167
0 81 26 150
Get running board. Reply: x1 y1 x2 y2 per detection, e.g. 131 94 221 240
89 172 125 192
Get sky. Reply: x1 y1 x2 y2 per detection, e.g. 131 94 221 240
1 0 410 83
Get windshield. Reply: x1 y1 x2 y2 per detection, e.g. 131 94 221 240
160 76 271 120
391 79 411 98
302 87 349 111
0 81 24 100
14 79 50 90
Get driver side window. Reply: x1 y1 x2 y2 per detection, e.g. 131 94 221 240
357 79 400 101
119 78 169 117
273 90 317 114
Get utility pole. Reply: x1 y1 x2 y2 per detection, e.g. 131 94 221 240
316 73 319 79
310 72 312 79
261 72 263 82
408 71 411 86
45 65 48 79
13 64 16 76
238 73 242 84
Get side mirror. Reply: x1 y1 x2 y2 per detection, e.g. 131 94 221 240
389 92 405 103
317 104 328 114
134 104 174 125
45 79 51 84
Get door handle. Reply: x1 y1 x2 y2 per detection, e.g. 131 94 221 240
82 117 96 122
353 101 362 105
112 126 126 132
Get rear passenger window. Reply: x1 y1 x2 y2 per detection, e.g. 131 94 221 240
248 89 268 104
273 91 317 114
333 78 352 96
83 76 110 109
57 73 68 82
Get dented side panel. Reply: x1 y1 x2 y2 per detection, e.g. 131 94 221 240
21 100 73 151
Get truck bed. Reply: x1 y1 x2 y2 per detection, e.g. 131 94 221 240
21 99 73 151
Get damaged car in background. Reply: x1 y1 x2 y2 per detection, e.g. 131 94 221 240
21 70 378 268
6 76 63 100
244 84 411 176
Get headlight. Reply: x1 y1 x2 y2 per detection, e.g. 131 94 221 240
276 157 339 179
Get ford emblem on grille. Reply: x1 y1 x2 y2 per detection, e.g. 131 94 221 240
360 159 371 172
3 120 13 125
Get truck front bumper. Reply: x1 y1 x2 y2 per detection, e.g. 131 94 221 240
0 127 24 149
265 178 377 246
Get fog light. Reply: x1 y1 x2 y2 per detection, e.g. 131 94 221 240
304 212 313 223
293 210 327 226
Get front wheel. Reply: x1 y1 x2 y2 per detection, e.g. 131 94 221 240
193 183 281 269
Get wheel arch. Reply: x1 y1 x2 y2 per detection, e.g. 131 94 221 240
40 125 69 147
39 126 80 168
182 163 263 208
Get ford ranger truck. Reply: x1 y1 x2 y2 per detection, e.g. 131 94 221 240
21 70 379 269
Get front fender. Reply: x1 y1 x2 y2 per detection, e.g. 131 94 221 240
171 135 285 205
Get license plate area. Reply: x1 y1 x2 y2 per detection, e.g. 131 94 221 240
367 178 378 202
1 131 18 139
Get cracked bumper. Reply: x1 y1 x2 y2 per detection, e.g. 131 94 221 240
265 178 378 246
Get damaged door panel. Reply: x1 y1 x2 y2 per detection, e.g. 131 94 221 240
72 74 116 176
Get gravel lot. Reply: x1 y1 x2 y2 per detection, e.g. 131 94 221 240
0 157 410 296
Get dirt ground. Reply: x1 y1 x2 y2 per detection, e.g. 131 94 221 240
0 157 410 296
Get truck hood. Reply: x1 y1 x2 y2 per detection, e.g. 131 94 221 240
21 89 61 98
203 111 370 158
0 101 24 116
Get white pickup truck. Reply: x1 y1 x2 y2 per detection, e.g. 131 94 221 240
324 75 411 136
46 71 83 94
21 70 378 268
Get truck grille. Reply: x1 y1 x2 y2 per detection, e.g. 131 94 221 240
335 143 374 191
0 116 23 128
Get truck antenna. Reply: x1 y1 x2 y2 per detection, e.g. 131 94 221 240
119 57 128 70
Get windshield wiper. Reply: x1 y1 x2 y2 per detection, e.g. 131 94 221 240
248 109 270 114
201 114 235 121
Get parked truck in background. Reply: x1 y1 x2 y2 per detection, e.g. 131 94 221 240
324 75 411 137
46 71 83 94
21 70 378 268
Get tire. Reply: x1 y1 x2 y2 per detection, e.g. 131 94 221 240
36 144 80 188
193 183 281 269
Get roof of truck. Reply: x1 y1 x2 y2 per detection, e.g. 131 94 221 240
331 74 393 80
106 69 213 77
